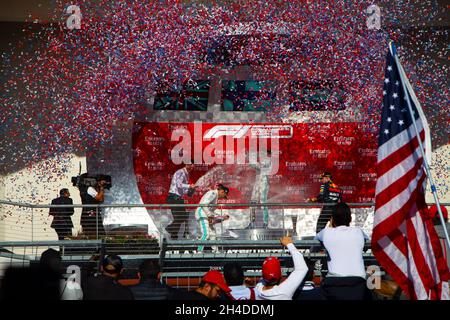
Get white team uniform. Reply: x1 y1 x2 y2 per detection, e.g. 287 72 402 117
255 243 308 300
195 189 221 251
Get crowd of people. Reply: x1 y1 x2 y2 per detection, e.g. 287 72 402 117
21 168 448 300
1 202 399 301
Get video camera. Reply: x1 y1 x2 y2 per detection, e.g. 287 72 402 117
71 173 112 190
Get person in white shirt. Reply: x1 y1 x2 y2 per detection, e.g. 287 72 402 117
195 184 229 252
314 202 370 300
223 262 255 300
255 236 308 300
166 164 197 239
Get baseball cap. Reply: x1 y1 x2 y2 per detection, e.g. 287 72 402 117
321 172 332 179
262 256 281 284
202 270 231 293
429 204 448 220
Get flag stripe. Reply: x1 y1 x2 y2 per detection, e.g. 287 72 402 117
373 45 450 300
377 121 424 163
374 169 426 226
406 239 429 299
388 227 408 258
372 236 417 299
405 207 439 296
375 157 424 209
373 172 426 232
411 208 441 283
376 141 423 195
377 129 425 182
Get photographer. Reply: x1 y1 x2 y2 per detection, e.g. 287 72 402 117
79 175 108 237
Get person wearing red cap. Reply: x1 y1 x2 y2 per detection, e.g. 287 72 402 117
171 270 231 300
255 236 308 300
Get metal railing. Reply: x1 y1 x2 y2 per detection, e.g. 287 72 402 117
1 200 447 292
1 200 448 244
0 200 376 242
0 238 375 291
0 240 104 280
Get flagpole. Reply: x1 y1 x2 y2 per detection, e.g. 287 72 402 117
390 42 450 251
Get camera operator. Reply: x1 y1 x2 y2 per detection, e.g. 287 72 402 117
80 177 107 237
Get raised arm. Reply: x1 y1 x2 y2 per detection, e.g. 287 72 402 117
276 237 308 298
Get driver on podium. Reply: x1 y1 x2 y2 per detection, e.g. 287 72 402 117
195 184 230 252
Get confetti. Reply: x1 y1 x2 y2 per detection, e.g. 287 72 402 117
0 0 447 203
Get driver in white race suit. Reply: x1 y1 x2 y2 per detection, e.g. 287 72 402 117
195 184 230 252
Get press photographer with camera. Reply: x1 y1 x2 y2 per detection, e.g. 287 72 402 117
74 173 111 238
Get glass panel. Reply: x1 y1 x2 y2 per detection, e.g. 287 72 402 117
153 80 210 111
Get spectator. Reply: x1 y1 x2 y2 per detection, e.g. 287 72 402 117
129 259 174 300
315 202 370 300
255 236 308 300
292 257 326 300
1 248 64 300
82 255 133 300
223 262 255 300
1 266 60 300
40 248 83 300
171 270 231 300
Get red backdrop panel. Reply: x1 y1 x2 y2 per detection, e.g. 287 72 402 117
132 122 377 207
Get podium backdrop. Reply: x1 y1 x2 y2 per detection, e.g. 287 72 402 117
132 122 378 208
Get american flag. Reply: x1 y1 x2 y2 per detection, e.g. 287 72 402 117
371 43 450 300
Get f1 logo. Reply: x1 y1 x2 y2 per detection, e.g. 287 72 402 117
204 125 293 139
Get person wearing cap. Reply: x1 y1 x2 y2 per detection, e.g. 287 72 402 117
195 184 230 252
307 171 342 234
255 236 308 300
171 270 231 300
82 255 133 300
